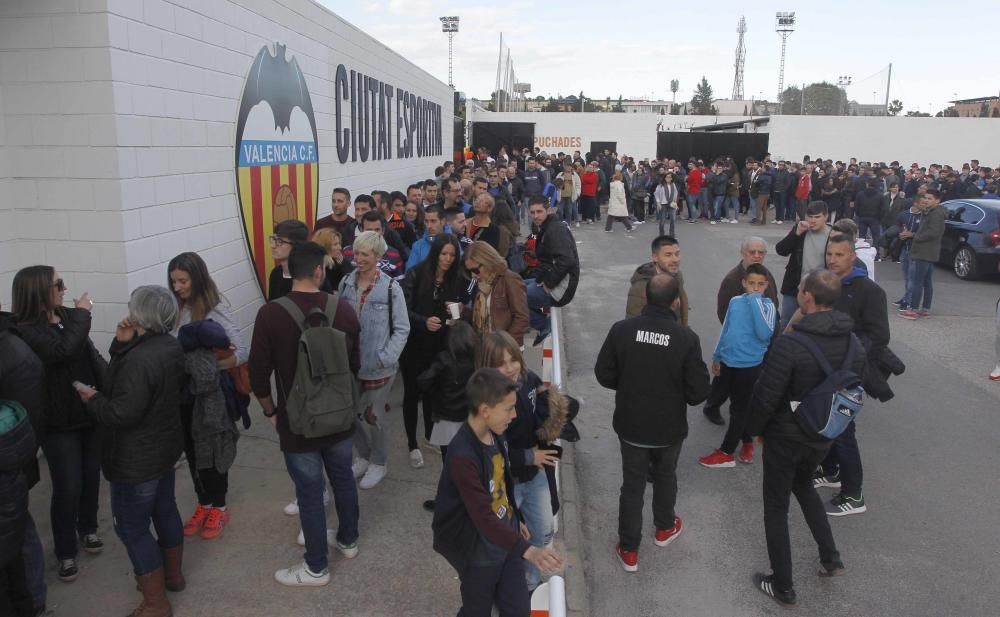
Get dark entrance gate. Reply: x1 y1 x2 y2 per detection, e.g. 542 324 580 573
590 141 617 157
471 122 535 156
656 132 770 168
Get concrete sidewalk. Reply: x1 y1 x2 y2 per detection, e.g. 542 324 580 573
31 343 582 617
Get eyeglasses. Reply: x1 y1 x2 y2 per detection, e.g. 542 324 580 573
269 235 293 246
467 266 481 275
51 279 65 291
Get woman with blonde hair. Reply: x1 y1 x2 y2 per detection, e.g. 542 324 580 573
311 228 354 293
461 241 530 346
605 171 634 233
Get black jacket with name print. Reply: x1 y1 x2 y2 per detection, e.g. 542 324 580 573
594 305 711 446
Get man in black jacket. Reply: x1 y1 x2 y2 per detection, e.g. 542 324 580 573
595 274 711 573
526 197 580 345
813 235 890 518
747 270 862 607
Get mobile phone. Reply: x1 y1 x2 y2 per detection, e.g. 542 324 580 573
72 381 92 391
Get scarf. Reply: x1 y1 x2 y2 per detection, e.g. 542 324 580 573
472 272 497 337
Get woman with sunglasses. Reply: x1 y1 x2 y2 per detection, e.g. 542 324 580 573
11 266 106 583
167 252 247 541
461 241 529 346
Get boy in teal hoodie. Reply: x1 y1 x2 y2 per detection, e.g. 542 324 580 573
698 264 776 468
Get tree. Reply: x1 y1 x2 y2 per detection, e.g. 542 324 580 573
690 76 717 115
905 110 931 117
780 85 802 115
937 106 959 117
534 95 545 101
669 103 681 115
613 94 624 113
888 99 903 116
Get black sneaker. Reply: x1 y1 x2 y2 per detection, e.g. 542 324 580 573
422 499 436 512
819 559 846 577
58 558 79 582
702 406 725 426
826 493 866 517
812 468 841 489
81 534 104 554
532 328 551 347
753 573 796 607
891 298 905 307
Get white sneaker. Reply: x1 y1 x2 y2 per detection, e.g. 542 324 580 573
283 489 330 516
352 459 369 480
409 449 424 469
574 222 580 228
335 538 359 559
730 218 738 224
990 365 1000 380
605 230 613 233
274 562 330 587
359 464 387 489
710 220 717 225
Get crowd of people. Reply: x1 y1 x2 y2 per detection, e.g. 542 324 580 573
0 141 993 616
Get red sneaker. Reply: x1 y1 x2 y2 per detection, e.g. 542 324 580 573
738 442 754 464
200 507 230 540
614 544 638 572
183 504 210 537
654 517 683 547
698 449 735 468
898 309 919 320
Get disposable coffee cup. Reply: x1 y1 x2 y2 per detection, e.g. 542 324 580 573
448 303 461 320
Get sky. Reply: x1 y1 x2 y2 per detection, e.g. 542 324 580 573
319 1 998 116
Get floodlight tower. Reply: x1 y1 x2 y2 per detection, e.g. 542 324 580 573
440 16 459 88
732 17 746 100
775 12 796 114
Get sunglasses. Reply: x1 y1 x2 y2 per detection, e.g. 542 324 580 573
52 278 65 292
468 266 481 275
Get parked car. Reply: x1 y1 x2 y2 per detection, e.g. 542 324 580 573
938 199 1000 280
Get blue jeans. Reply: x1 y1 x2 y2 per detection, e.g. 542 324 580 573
713 195 726 220
524 278 552 333
109 470 183 576
724 196 739 219
558 197 577 223
42 428 101 560
699 189 712 218
22 514 45 610
686 193 701 220
780 293 799 329
513 471 553 591
821 420 863 498
284 437 359 573
855 217 882 249
906 258 934 310
657 205 676 236
899 247 911 303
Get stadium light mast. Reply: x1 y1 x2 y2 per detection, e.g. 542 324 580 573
440 16 459 89
774 12 796 115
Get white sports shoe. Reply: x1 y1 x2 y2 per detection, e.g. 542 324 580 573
990 365 1000 380
274 562 330 587
409 448 424 468
359 464 387 489
352 459 369 480
284 489 330 516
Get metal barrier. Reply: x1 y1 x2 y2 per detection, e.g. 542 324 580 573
532 306 567 616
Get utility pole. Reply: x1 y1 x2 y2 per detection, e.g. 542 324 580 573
883 63 892 116
732 17 746 100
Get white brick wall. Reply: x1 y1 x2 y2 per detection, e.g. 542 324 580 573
0 0 454 349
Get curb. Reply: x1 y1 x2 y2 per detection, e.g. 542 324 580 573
554 317 590 617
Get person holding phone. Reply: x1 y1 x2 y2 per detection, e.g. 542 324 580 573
11 266 106 584
479 331 564 591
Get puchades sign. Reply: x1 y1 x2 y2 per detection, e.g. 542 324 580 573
235 42 319 298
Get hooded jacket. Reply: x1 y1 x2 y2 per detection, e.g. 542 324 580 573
626 264 689 325
0 315 44 489
747 310 866 447
0 401 36 566
909 204 946 262
854 187 884 219
595 305 711 446
86 332 186 484
835 267 893 401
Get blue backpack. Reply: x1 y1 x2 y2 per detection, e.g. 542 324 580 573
786 332 865 440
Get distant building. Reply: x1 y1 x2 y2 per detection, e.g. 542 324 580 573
949 96 1000 117
847 100 886 116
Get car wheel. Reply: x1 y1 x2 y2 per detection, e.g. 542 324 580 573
953 245 979 280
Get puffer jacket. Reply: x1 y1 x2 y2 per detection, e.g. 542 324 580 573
417 350 475 423
0 316 44 489
747 310 866 447
86 332 185 484
854 187 883 219
15 308 107 433
0 401 36 566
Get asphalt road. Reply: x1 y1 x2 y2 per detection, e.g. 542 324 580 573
563 216 1000 617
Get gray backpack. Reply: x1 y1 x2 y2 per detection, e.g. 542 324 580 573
274 295 355 438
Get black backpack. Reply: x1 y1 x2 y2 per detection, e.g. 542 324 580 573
786 332 865 440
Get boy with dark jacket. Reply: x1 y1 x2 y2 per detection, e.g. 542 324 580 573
526 198 580 344
747 269 863 607
595 274 711 573
432 368 562 617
